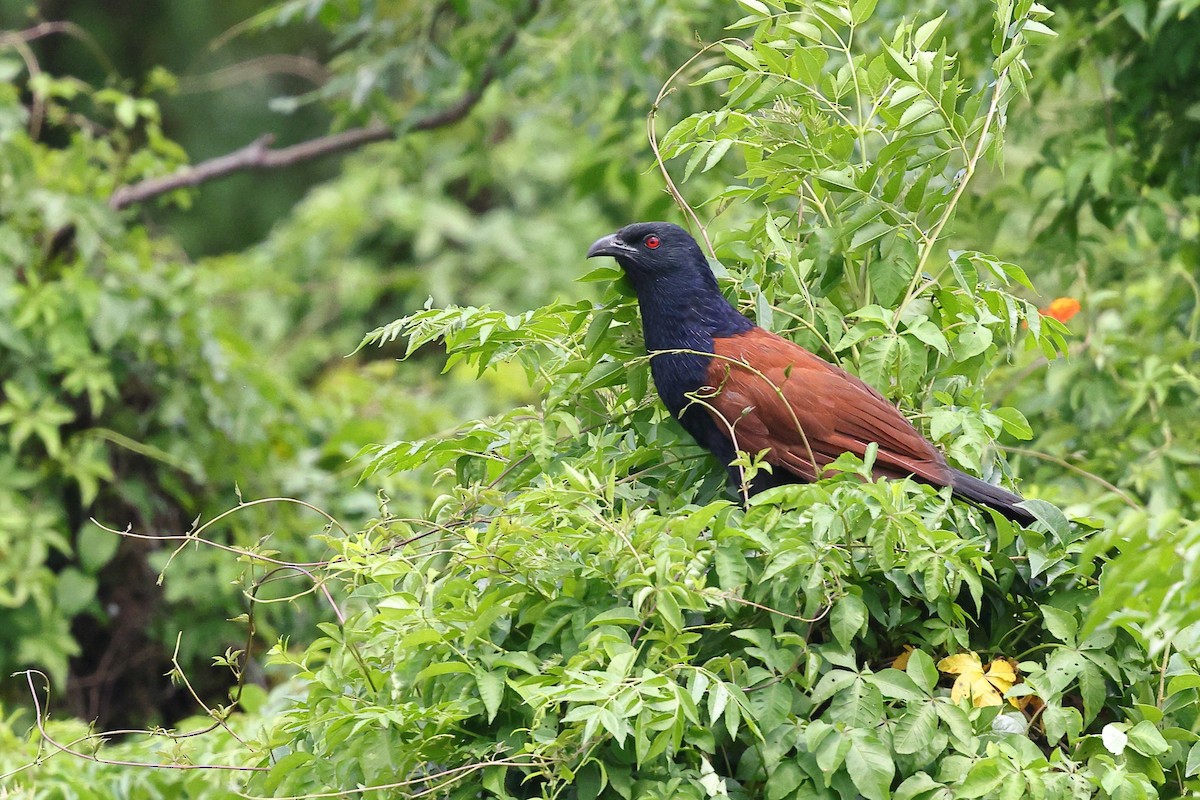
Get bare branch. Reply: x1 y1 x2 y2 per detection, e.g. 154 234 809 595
109 0 540 210
0 21 115 73
14 670 269 773
109 127 389 209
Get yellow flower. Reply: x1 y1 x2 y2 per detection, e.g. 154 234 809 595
938 652 1018 708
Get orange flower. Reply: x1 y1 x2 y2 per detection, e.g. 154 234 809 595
1041 297 1081 323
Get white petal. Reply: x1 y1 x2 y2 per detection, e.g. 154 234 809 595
1102 723 1128 755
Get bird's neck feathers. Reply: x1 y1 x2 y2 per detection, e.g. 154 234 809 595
629 264 753 353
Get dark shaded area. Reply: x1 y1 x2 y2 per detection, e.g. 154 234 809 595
3 0 337 728
1107 13 1200 195
19 0 335 256
1052 3 1200 198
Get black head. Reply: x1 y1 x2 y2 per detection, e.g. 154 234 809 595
586 222 710 284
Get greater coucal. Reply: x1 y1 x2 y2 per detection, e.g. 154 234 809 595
587 221 1035 524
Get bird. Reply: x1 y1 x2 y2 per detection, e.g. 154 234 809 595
586 221 1035 524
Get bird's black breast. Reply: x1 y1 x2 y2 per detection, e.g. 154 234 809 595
648 349 709 418
631 269 755 476
649 347 741 470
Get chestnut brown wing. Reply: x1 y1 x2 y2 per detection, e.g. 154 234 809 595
705 328 951 485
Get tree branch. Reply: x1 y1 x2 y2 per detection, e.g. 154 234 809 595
108 0 539 210
109 126 389 209
1 20 114 72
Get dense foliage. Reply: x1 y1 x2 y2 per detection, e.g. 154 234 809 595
0 0 715 727
2 0 1200 798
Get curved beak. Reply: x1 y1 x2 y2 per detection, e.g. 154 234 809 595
586 233 637 259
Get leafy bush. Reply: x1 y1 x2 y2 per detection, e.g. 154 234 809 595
0 0 695 725
6 0 1200 798
0 62 228 690
950 0 1200 652
226 2 1200 797
0 35 505 722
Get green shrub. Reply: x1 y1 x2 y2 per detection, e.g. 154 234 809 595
234 2 1196 796
6 1 1200 798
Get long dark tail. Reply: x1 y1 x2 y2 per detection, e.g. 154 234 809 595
949 470 1035 524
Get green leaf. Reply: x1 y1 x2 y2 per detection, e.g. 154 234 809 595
683 141 714 181
55 568 97 616
858 335 909 392
831 594 867 647
905 317 950 356
587 607 641 627
882 44 918 81
722 43 761 70
830 677 885 727
264 753 316 793
993 407 1033 440
958 757 1005 798
755 290 775 331
899 99 938 128
415 661 472 681
815 728 851 776
474 668 505 722
766 762 804 800
1126 720 1169 757
994 41 1026 74
715 545 749 589
852 222 892 252
1042 703 1082 744
816 169 860 192
1168 674 1200 696
786 20 822 42
850 304 892 324
888 84 923 109
115 96 138 128
494 652 541 675
845 730 895 800
851 0 879 25
1020 499 1070 539
1078 661 1106 724
0 59 23 82
575 762 603 800
935 702 976 748
693 64 743 85
811 670 857 705
1039 605 1078 647
735 0 770 16
1022 19 1058 38
703 138 735 172
868 257 912 309
913 12 947 49
895 703 939 754
906 649 939 693
952 324 993 360
870 668 926 701
627 362 648 402
1186 742 1200 777
895 773 944 800
77 524 120 574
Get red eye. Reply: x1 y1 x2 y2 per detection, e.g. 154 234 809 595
644 235 661 249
